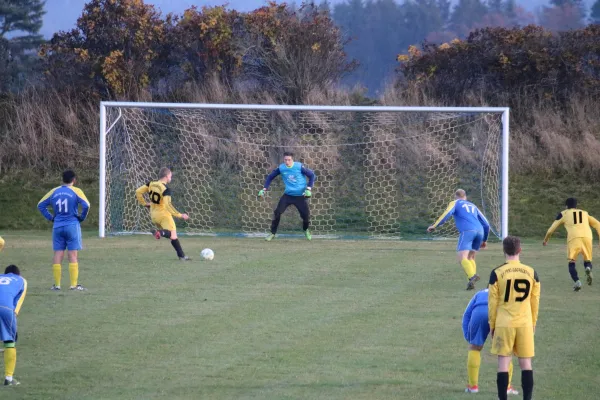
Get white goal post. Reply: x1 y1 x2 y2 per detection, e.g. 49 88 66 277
99 102 509 239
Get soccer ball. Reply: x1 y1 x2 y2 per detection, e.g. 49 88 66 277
200 248 214 261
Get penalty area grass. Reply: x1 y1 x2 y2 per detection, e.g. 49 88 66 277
0 232 599 399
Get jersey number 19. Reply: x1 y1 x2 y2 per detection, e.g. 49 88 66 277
503 279 531 302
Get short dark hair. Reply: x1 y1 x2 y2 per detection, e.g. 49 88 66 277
503 236 521 256
566 198 577 209
62 170 76 184
4 265 20 275
283 151 294 158
159 167 171 179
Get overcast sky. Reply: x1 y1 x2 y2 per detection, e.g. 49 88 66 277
41 0 595 38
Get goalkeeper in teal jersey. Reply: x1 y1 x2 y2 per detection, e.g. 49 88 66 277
427 189 490 290
258 152 316 241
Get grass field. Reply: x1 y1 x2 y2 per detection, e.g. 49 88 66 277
0 232 599 399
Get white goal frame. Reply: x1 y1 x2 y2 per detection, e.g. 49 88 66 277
99 102 509 239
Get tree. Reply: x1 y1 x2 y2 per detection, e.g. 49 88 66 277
40 0 165 97
591 0 600 23
318 0 332 15
540 2 586 31
450 0 489 36
243 2 355 103
401 0 445 44
437 0 451 23
162 6 242 88
0 0 46 91
488 0 503 13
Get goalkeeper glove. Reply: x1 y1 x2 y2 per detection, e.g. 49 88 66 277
258 189 266 197
304 188 312 198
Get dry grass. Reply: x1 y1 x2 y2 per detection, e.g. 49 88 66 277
1 81 600 180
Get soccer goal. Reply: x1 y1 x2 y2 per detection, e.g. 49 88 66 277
99 103 509 240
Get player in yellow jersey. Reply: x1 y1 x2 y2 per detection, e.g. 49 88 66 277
543 197 600 291
488 236 540 400
135 167 191 261
0 236 4 252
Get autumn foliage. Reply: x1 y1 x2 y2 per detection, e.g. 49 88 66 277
396 24 600 109
38 0 353 101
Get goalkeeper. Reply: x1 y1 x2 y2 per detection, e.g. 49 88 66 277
259 152 316 241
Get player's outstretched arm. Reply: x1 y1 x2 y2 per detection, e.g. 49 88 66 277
427 201 457 232
163 195 184 219
462 294 477 341
37 188 58 221
588 216 600 246
14 278 27 316
262 168 281 193
477 210 490 243
301 166 316 187
543 213 564 245
530 271 541 329
135 184 150 207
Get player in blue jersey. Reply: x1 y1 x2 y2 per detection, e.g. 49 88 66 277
38 170 90 291
0 265 27 386
427 189 490 290
462 288 518 395
258 152 316 241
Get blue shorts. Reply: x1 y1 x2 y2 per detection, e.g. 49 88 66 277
457 230 484 252
0 306 17 342
465 306 490 346
52 224 82 251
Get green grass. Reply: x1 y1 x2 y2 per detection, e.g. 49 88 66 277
0 233 599 399
2 171 599 238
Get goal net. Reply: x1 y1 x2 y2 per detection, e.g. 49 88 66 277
100 104 508 239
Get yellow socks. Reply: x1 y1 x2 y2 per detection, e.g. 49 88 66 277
508 359 514 387
461 259 476 280
53 264 61 287
471 259 477 276
467 350 481 387
69 263 79 288
4 346 16 378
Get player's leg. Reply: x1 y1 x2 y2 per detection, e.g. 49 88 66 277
518 358 534 400
465 344 483 393
0 236 4 252
457 232 477 288
515 326 535 400
458 250 477 289
506 359 519 395
65 224 85 290
568 240 583 291
267 195 291 240
496 356 511 400
169 230 189 261
292 196 311 240
465 307 488 393
51 227 66 290
467 232 482 279
583 238 593 285
1 308 18 385
161 215 188 260
491 327 517 400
